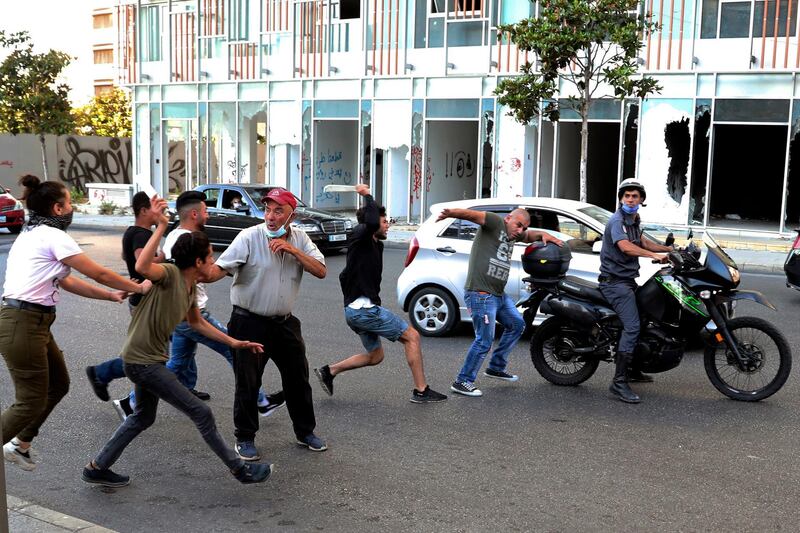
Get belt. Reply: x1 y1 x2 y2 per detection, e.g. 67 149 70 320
2 298 56 314
232 305 290 322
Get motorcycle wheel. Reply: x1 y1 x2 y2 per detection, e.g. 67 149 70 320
704 316 792 402
530 317 599 386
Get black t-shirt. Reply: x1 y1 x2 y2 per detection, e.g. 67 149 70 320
339 195 383 307
122 225 152 306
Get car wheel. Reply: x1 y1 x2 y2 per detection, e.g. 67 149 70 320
408 287 458 337
8 225 22 234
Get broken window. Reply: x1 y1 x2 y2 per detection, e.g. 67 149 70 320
664 118 690 204
622 100 639 181
338 0 360 19
689 102 711 225
785 101 800 228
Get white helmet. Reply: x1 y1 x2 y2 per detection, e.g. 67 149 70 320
617 178 646 201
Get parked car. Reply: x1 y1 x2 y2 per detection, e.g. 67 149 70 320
397 198 672 337
169 184 355 252
785 228 800 290
0 186 25 234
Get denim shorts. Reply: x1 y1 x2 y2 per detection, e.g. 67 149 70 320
344 305 408 352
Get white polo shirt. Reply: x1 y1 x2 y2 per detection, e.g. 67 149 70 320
215 224 324 317
163 227 209 310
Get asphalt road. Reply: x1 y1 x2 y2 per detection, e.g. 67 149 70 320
1 228 799 532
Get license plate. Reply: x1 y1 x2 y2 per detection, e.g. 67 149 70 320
0 216 6 223
329 234 346 242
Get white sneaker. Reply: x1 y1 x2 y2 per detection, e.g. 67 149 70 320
450 381 483 397
3 439 36 471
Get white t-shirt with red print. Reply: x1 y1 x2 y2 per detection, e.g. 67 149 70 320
3 225 83 306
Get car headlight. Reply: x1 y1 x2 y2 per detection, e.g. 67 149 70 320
728 266 740 285
294 222 321 233
345 220 353 230
14 201 22 210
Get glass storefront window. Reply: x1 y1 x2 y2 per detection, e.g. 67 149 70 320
426 99 479 119
209 103 237 184
714 99 790 122
314 100 359 118
238 101 268 184
268 101 301 191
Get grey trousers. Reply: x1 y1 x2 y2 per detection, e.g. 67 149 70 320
93 362 243 472
599 278 640 354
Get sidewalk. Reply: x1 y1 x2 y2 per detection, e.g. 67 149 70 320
70 214 791 274
6 495 116 532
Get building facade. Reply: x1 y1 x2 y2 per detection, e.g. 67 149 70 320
120 0 800 234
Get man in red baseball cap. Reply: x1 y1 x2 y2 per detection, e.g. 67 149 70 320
204 185 329 458
262 187 297 210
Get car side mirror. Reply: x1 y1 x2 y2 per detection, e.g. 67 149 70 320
665 232 675 247
592 241 602 253
235 205 251 215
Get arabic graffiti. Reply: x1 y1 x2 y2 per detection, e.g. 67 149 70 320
58 136 132 192
315 149 353 205
0 160 13 168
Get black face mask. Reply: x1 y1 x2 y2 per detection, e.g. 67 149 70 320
28 210 74 232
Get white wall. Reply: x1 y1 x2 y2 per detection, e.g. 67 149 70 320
0 133 131 195
425 121 478 209
313 120 358 210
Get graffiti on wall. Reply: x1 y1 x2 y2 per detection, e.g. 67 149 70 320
58 136 132 192
444 151 474 179
315 150 353 205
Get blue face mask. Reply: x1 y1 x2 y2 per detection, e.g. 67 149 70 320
265 225 287 238
621 203 639 215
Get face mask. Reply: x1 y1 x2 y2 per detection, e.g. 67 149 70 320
28 210 74 232
620 203 639 215
265 226 287 238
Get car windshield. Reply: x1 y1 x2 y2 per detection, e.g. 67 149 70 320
243 187 307 207
578 205 614 225
578 204 672 244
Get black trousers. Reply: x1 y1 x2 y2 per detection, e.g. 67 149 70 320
228 310 316 442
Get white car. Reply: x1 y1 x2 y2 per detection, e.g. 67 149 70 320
397 198 672 337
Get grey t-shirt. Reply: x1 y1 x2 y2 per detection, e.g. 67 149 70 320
215 224 325 316
599 207 642 280
464 212 513 296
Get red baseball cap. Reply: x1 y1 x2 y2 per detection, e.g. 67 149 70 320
262 188 297 210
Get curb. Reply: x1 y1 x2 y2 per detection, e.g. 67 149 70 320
7 494 117 532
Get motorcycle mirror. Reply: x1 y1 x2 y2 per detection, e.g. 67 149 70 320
665 232 675 247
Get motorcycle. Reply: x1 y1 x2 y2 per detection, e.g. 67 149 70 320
519 232 791 401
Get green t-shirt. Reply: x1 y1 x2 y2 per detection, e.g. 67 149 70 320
464 211 514 296
121 263 196 365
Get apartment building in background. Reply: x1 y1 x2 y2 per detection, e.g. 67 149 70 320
117 0 800 234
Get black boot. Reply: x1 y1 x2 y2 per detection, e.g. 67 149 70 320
609 352 641 403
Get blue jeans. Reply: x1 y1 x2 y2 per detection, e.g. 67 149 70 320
166 310 266 404
456 291 525 384
344 306 408 352
93 362 243 472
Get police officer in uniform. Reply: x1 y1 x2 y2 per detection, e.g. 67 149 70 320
598 179 672 403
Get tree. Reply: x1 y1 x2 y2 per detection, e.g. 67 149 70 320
73 88 132 138
494 0 661 203
0 31 74 180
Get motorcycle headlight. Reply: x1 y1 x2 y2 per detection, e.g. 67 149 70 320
294 222 320 233
728 266 740 285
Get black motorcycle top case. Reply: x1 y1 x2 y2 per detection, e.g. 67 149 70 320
522 242 572 280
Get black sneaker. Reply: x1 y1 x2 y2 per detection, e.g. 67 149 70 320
112 397 133 422
450 380 483 397
483 368 520 382
258 391 286 418
410 386 448 403
82 466 130 487
85 366 110 402
313 365 334 396
233 462 273 484
190 389 211 401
